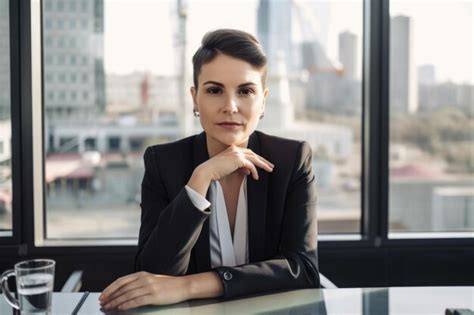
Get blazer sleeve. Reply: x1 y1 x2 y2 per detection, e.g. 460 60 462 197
213 141 320 299
135 146 210 275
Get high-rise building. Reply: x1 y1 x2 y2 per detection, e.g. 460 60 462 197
418 82 474 112
418 64 436 85
43 0 105 122
0 0 10 121
338 31 358 80
390 15 418 113
257 0 294 74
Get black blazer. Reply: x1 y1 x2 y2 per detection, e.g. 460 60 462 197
135 131 320 299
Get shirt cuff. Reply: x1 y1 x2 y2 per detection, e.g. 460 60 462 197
185 185 211 212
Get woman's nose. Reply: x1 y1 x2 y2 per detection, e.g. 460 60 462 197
222 96 238 114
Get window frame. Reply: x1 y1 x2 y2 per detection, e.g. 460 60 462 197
0 0 21 244
2 0 473 255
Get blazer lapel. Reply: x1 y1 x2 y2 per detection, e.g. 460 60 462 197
191 132 212 272
190 131 269 270
247 132 268 262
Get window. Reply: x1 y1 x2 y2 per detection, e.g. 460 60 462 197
37 0 364 243
57 37 65 48
0 0 460 292
108 137 121 152
45 54 53 65
59 137 79 153
389 0 473 236
129 138 144 152
0 0 12 235
85 138 97 151
57 54 65 64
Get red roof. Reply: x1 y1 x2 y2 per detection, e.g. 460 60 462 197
390 164 443 179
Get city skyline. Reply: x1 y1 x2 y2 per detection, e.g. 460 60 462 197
103 0 472 84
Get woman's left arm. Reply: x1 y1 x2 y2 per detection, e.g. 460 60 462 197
99 271 223 310
212 141 319 298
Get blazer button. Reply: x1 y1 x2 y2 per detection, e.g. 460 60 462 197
223 271 233 281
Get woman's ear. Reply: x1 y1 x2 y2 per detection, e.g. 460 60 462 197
262 87 269 112
190 86 198 109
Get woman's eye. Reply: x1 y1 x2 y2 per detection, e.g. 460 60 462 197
206 87 222 94
238 88 254 96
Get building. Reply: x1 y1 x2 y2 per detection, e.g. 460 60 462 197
258 54 353 161
42 0 105 122
0 0 10 120
390 176 474 232
0 121 11 168
106 72 179 122
390 15 418 113
257 0 295 74
47 119 178 154
418 82 474 112
418 64 436 85
432 187 474 231
338 31 358 80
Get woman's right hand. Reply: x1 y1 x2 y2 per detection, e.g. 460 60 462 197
187 145 274 196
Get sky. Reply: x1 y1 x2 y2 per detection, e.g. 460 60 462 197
104 0 473 84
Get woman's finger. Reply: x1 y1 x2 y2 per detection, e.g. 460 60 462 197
103 286 151 310
242 148 275 167
102 276 146 305
116 294 154 311
242 159 259 180
244 153 274 172
100 272 144 302
242 149 274 168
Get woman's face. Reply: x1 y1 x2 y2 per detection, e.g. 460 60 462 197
191 53 268 148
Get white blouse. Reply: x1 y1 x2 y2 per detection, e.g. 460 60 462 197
185 178 249 268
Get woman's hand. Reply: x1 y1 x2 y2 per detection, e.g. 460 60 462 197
99 272 190 311
188 145 274 196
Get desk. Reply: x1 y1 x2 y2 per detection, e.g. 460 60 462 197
1 287 473 314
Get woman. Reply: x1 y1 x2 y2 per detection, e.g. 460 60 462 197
99 29 319 311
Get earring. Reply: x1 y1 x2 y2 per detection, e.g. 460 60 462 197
259 112 265 120
193 109 200 117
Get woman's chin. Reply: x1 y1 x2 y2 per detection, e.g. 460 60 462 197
211 133 248 147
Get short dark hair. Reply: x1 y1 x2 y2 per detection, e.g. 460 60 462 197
192 29 267 88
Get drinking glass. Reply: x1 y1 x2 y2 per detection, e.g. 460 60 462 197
1 259 55 313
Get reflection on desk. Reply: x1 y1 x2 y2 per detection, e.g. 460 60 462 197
1 287 473 314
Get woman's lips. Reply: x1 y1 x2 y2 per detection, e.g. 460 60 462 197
216 122 243 130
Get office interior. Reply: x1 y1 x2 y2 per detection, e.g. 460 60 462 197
0 0 473 302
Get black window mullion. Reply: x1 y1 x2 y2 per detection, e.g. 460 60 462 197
378 0 390 243
19 0 35 252
362 0 390 245
10 0 23 246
